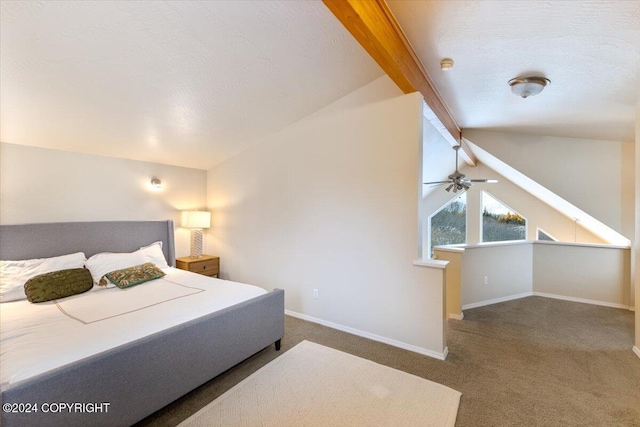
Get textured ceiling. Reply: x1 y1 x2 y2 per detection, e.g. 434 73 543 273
0 1 383 169
387 0 640 142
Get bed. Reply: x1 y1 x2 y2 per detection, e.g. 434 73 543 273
0 220 285 427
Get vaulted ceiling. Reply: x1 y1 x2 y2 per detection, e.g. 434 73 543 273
387 0 640 142
0 1 383 169
2 1 638 172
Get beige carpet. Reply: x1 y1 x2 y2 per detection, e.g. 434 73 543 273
178 340 461 427
137 297 639 427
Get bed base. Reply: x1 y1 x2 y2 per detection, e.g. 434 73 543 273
1 288 284 427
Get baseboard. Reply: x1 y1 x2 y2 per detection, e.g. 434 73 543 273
633 346 640 360
448 313 464 320
284 309 448 361
462 292 533 310
532 292 629 310
459 291 630 312
441 346 449 360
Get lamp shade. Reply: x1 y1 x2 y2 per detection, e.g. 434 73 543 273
181 211 211 229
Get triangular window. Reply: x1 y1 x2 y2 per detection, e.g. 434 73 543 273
481 192 526 242
537 228 556 241
429 193 466 256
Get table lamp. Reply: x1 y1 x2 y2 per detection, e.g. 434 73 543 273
181 211 211 258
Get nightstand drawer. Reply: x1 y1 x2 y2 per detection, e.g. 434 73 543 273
188 258 218 274
175 255 220 277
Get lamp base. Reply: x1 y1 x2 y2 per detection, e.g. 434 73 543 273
189 229 204 258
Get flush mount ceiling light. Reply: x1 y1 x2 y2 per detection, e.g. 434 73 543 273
508 76 550 98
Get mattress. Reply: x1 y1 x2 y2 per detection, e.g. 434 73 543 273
0 268 267 388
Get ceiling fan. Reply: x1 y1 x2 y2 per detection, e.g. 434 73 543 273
424 145 497 193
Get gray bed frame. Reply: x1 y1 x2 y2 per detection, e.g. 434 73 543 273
0 220 285 427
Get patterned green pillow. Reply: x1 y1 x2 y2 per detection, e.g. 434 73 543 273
101 262 165 289
24 268 93 303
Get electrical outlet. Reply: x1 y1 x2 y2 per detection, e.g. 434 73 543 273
313 289 319 299
484 276 489 285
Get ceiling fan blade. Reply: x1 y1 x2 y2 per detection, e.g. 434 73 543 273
423 181 451 185
466 179 498 183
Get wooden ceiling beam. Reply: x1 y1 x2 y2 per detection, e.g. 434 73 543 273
323 0 476 164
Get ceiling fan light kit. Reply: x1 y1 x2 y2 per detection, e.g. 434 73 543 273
424 145 497 193
508 76 550 98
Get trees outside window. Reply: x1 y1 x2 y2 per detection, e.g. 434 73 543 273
429 193 466 256
482 192 526 242
537 228 556 241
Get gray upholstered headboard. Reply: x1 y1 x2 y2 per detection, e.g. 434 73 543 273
0 220 176 266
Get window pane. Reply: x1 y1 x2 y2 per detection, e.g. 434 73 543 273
430 193 466 255
537 229 555 241
482 193 526 242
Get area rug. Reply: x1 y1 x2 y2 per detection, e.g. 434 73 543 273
179 340 461 427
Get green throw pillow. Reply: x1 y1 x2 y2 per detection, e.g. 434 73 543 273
102 262 165 289
24 268 93 303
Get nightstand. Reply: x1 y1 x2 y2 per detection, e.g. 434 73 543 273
176 255 220 278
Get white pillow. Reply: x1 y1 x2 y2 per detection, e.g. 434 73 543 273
138 241 169 269
0 252 87 302
86 251 146 287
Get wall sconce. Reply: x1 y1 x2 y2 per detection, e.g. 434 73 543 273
182 211 211 258
150 178 162 189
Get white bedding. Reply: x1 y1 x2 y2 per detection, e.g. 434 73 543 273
0 268 267 388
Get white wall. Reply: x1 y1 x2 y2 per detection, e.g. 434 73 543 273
469 163 605 244
533 243 630 308
206 76 448 357
0 143 207 257
463 130 634 239
457 241 630 310
635 104 640 354
460 242 533 308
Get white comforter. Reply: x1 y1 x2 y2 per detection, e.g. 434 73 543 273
0 268 267 388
